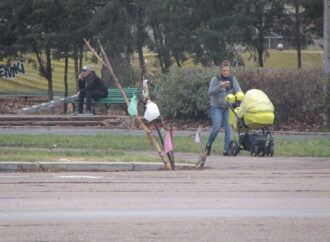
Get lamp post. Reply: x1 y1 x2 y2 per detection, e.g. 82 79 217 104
325 0 330 72
324 0 330 127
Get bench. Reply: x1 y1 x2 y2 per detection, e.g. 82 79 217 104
73 88 142 114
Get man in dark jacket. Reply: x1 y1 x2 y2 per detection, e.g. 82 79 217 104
77 66 108 115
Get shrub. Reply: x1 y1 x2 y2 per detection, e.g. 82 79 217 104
157 67 326 130
233 68 325 130
157 67 216 123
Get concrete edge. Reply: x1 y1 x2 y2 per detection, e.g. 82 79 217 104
0 161 195 172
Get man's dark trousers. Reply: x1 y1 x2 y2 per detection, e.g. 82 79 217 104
78 89 108 113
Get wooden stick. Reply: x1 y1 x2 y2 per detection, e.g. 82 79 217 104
153 120 174 167
195 125 207 170
169 112 176 169
83 38 172 170
96 39 130 105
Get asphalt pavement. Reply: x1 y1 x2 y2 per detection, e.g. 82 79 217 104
1 167 330 241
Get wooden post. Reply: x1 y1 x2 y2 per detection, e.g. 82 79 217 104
324 0 330 128
153 121 175 169
83 38 172 170
325 0 330 73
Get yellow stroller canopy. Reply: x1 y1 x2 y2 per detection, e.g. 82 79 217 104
228 89 274 130
237 89 274 129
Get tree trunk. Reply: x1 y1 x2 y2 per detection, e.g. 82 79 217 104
34 47 53 101
157 53 165 72
295 1 302 69
161 43 171 72
174 54 181 67
34 50 45 77
257 30 264 67
73 45 79 91
151 24 164 72
137 6 146 81
325 0 330 73
34 49 48 97
324 0 330 128
137 45 146 81
79 43 83 71
255 12 265 68
45 47 53 101
63 49 69 113
213 40 226 65
151 23 171 72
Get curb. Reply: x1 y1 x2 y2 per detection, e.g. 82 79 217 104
0 161 195 172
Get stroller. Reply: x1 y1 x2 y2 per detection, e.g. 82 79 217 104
227 89 275 157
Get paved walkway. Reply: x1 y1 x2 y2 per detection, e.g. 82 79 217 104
1 127 330 138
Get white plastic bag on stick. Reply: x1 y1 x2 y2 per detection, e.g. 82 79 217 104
144 101 160 121
194 129 201 143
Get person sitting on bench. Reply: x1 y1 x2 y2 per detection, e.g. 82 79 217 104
76 66 108 115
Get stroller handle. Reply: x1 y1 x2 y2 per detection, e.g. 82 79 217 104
227 100 248 133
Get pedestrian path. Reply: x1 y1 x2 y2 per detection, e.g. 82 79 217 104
1 127 329 138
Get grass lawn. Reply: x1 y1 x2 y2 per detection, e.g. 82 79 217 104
241 50 323 68
0 134 329 162
141 50 323 70
0 149 162 163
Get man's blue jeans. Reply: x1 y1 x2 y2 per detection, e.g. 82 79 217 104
207 106 232 152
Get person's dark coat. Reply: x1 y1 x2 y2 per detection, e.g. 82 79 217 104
78 71 107 93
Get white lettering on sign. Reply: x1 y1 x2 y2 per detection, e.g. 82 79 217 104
0 62 25 79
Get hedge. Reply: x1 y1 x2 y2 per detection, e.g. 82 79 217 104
156 67 327 130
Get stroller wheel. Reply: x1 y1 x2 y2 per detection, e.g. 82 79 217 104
264 131 274 157
258 144 267 157
256 146 265 157
229 140 239 156
250 143 258 156
259 147 266 157
266 140 274 157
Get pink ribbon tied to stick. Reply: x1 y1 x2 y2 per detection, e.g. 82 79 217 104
164 129 173 153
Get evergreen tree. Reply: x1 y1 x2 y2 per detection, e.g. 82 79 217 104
0 0 64 100
281 0 323 69
53 0 95 111
187 0 242 66
234 0 285 67
302 0 323 38
88 0 140 86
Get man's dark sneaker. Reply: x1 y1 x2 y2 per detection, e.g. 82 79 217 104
75 112 83 116
83 111 94 116
223 151 231 156
205 145 212 156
